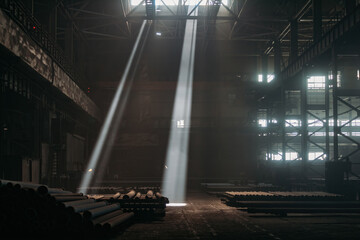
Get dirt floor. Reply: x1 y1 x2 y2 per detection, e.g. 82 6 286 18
115 191 360 240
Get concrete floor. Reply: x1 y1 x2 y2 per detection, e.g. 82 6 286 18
116 191 360 240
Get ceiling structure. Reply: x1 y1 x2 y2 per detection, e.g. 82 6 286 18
59 0 345 54
22 0 349 93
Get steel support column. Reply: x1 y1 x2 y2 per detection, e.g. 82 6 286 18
325 74 330 162
312 0 322 42
281 86 286 163
145 0 156 19
301 69 308 177
274 39 281 78
262 54 268 83
290 19 298 63
332 46 339 161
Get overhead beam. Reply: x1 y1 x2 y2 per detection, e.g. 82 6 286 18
264 0 312 55
229 0 248 39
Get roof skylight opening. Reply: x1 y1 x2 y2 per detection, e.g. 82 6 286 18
131 0 228 6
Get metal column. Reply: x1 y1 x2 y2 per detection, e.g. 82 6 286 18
262 54 268 83
332 46 339 161
312 0 322 42
325 74 330 162
274 39 281 77
290 19 298 63
301 69 308 177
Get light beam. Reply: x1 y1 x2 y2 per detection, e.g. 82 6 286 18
78 21 148 194
162 6 198 203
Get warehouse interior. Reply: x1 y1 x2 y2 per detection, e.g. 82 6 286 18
1 0 360 239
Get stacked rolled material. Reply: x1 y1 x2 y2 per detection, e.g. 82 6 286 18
104 188 169 217
224 191 345 202
0 179 135 238
222 190 355 216
146 190 154 199
123 190 136 199
134 192 142 199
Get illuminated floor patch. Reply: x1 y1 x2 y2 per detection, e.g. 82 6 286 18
166 203 187 207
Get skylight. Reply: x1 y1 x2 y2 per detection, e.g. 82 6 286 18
258 74 274 83
131 0 228 6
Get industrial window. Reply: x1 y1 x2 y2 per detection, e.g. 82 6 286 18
328 72 341 87
307 76 325 89
352 120 360 126
312 132 326 136
258 74 274 83
286 132 299 136
266 152 299 161
258 119 267 127
177 120 185 128
308 119 323 127
340 120 351 127
328 119 346 126
285 119 301 127
131 0 228 6
352 132 360 136
267 153 282 161
257 119 278 127
285 152 298 160
309 152 325 160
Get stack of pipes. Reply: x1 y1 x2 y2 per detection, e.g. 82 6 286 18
105 189 169 216
224 191 345 202
0 179 135 238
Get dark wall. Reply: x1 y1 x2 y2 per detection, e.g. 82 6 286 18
94 79 257 184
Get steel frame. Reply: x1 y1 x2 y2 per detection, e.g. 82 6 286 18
258 3 360 183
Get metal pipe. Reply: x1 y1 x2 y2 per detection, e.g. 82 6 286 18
112 192 121 199
247 207 360 214
91 209 124 226
70 201 107 213
146 190 154 199
83 203 121 220
101 212 134 230
123 190 136 199
235 201 360 208
155 192 164 200
54 195 88 202
51 193 84 197
1 179 48 193
63 199 95 208
134 192 142 199
47 188 72 194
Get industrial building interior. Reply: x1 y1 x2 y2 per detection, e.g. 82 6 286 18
1 0 360 239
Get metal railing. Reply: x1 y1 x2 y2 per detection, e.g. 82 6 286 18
281 4 360 81
0 0 86 90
